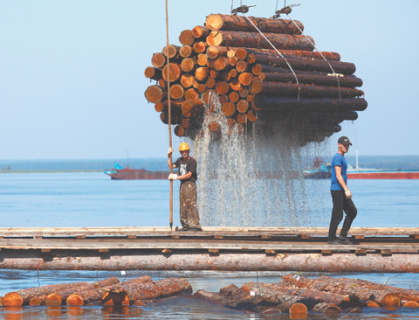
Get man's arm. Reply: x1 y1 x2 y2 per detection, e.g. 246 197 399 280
335 166 348 190
177 171 192 181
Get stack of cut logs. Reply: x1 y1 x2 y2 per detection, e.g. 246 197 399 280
144 14 367 144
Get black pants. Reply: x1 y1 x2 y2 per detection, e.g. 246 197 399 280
328 190 357 241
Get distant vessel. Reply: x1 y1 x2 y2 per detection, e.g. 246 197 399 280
303 153 419 180
104 162 169 180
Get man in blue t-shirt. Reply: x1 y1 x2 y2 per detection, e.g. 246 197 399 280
328 136 357 245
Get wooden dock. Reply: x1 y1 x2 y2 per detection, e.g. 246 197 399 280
0 227 418 272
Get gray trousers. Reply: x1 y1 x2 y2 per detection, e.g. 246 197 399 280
179 181 201 228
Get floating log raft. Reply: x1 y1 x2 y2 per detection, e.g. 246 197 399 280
144 13 366 143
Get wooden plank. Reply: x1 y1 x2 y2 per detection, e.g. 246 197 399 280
355 249 367 256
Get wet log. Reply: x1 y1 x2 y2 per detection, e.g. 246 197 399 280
312 303 342 313
262 65 363 87
144 85 166 103
192 25 211 39
254 53 355 74
160 111 182 125
162 63 182 83
207 30 314 51
66 276 152 306
3 281 91 307
179 45 193 58
236 113 247 124
289 302 308 316
280 275 402 307
255 96 368 112
246 110 257 122
205 14 304 34
237 99 249 113
261 81 364 99
174 125 184 137
144 67 162 81
151 53 166 68
222 102 236 117
179 29 194 46
163 44 180 59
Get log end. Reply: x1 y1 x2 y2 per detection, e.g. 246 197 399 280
403 300 419 308
289 302 308 315
102 290 129 306
46 293 63 306
29 297 43 306
205 14 223 31
3 292 23 307
381 293 401 308
66 294 84 306
366 300 380 308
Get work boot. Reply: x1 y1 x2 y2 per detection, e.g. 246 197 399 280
327 239 341 245
177 227 190 232
187 227 203 231
338 236 353 245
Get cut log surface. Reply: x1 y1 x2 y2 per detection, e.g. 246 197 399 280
207 31 315 51
145 85 166 104
179 29 194 46
151 53 166 68
192 25 211 39
205 14 304 34
162 63 182 82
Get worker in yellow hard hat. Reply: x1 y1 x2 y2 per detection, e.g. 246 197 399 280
168 143 202 231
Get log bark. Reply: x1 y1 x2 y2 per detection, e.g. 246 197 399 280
179 29 194 46
261 81 364 99
280 275 404 307
207 30 314 51
255 96 368 112
262 65 363 87
205 14 304 34
151 53 166 68
254 53 355 74
66 276 152 306
3 281 90 307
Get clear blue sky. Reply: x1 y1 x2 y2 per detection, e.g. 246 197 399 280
1 0 418 159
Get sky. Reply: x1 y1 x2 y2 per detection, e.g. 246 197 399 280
1 0 418 159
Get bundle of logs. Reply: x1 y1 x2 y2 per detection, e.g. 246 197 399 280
194 275 419 315
144 13 367 144
0 276 191 307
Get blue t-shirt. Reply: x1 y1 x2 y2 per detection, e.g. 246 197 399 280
330 153 347 191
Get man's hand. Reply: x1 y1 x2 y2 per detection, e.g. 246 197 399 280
167 147 173 157
168 173 177 180
344 189 352 199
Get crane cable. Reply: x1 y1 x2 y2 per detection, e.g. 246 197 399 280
286 13 342 100
165 0 174 231
243 13 300 101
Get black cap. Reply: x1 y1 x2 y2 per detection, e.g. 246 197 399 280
338 136 352 146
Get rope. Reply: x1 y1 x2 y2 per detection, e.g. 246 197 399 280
286 13 342 100
243 14 300 100
165 0 174 230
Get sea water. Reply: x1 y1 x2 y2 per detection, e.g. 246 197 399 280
0 171 418 319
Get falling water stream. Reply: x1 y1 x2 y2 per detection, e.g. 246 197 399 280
193 93 329 227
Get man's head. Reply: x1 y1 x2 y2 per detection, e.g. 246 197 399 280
337 136 352 154
179 142 190 159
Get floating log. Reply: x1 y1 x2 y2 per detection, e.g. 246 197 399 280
205 14 304 34
207 30 314 51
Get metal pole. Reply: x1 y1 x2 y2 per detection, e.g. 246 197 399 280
165 0 173 231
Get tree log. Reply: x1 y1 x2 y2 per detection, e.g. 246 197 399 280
261 81 364 99
197 53 208 66
3 281 91 307
154 100 183 113
162 63 182 83
207 31 314 51
254 53 355 74
181 58 196 73
222 102 236 117
250 78 263 94
185 88 199 101
246 110 257 122
179 45 193 58
236 60 248 73
160 111 182 125
144 85 166 103
262 65 363 87
144 67 162 80
66 276 152 306
174 125 185 137
192 25 211 39
179 29 194 46
236 100 249 113
280 275 403 307
151 53 166 68
195 67 209 82
236 113 247 124
180 74 195 88
238 72 253 86
228 91 239 103
205 14 304 34
255 96 368 112
213 56 229 71
163 44 180 58
215 81 230 95
170 84 184 100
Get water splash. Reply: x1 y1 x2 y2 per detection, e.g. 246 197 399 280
192 93 330 227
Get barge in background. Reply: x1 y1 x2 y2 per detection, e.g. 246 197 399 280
104 162 169 180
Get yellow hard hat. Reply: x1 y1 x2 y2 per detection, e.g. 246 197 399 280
179 142 190 152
